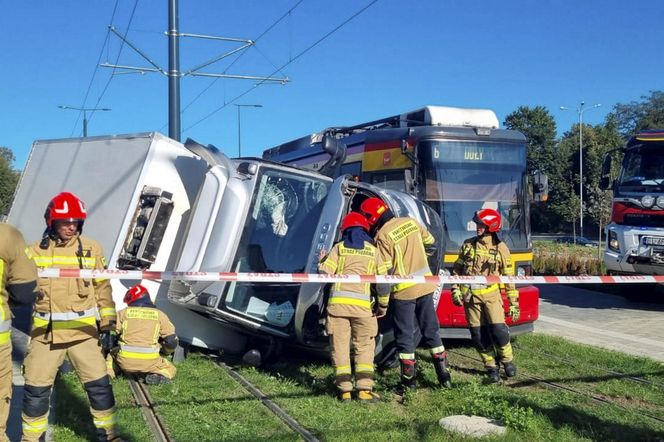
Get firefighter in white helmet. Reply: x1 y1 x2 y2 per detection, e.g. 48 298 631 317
22 192 119 441
113 284 178 384
451 208 519 383
318 212 389 402
0 224 38 441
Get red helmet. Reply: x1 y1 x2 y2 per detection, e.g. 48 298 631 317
473 208 501 233
340 212 370 232
124 284 149 305
45 192 87 229
359 197 388 226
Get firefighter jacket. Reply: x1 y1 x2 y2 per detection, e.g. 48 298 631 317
27 234 117 344
0 224 38 346
375 217 437 301
116 304 177 361
319 241 386 318
452 234 518 304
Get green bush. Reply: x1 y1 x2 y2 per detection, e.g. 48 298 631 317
533 242 606 276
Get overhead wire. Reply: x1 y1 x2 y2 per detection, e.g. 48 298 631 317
69 0 120 137
177 0 306 118
87 0 141 128
182 0 381 133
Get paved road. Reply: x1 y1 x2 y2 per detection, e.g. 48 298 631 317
536 284 664 362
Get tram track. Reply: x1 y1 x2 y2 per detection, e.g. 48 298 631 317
128 378 173 442
513 344 664 390
447 349 664 426
127 354 320 442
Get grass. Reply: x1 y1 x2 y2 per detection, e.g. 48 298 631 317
52 368 153 441
51 334 664 441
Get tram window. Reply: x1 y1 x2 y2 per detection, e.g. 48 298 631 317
370 171 405 191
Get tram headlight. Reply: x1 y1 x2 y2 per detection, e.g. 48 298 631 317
657 196 664 209
608 230 620 252
516 265 532 276
641 195 655 208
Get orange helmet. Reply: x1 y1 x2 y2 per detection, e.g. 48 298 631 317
44 192 87 229
340 212 370 232
124 284 149 305
359 197 388 226
473 208 501 233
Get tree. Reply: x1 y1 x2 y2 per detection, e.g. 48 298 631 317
504 106 564 231
503 106 557 175
609 90 664 137
0 147 19 215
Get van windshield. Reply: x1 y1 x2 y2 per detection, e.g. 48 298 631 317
220 169 330 329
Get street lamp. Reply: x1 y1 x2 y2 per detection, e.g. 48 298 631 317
235 104 263 157
58 105 112 137
560 101 601 238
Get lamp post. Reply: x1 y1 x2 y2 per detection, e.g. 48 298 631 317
560 101 601 238
58 105 112 137
235 104 263 157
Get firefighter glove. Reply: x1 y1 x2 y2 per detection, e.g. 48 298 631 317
375 304 388 319
99 330 118 353
508 305 520 322
451 288 463 306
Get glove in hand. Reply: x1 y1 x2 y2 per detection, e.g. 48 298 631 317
508 305 520 322
451 288 463 307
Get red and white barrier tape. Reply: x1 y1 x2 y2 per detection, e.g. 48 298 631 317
37 269 664 284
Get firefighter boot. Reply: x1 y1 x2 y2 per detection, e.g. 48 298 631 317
395 359 417 395
144 374 171 385
486 366 501 384
338 391 352 402
432 352 452 388
503 360 517 377
357 390 380 403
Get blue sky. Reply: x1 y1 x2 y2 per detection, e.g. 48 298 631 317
1 0 663 169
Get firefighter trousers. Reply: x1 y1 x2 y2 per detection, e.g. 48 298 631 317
21 338 117 442
115 354 177 380
393 294 445 359
464 289 513 368
0 342 11 442
327 314 378 392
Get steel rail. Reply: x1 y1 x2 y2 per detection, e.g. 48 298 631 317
447 349 664 426
128 379 173 442
216 360 321 442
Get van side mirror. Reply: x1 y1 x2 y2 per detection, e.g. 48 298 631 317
532 173 548 202
404 169 416 196
600 154 612 190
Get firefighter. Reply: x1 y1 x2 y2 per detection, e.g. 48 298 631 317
113 284 178 384
0 224 38 441
21 192 119 442
318 212 390 402
451 208 519 383
359 197 451 393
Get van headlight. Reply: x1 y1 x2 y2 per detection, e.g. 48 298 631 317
608 230 620 252
657 196 664 208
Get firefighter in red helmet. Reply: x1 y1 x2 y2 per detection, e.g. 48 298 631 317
318 212 389 402
451 208 519 383
22 192 119 441
112 284 178 384
360 197 451 393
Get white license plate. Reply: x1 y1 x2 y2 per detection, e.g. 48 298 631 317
643 236 664 246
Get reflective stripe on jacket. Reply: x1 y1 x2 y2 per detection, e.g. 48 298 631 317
0 224 38 346
116 306 176 362
375 217 437 300
452 234 516 297
27 234 116 344
318 241 384 317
